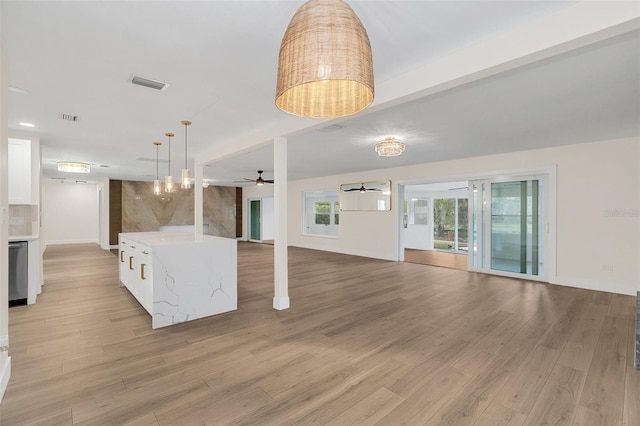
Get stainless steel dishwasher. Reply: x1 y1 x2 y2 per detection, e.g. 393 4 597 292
9 241 28 306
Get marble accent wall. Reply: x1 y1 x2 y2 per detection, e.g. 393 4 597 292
8 204 38 236
203 186 236 238
636 291 640 370
121 181 236 238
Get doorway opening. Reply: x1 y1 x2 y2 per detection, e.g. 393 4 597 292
248 197 274 244
403 181 469 270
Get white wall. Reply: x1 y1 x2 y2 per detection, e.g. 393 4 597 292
42 181 99 245
288 137 640 296
0 31 11 403
97 177 110 249
261 197 274 240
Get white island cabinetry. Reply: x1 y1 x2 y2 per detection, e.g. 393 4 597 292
118 231 237 329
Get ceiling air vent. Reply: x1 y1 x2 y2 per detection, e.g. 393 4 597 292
59 113 79 122
130 75 169 91
136 157 169 163
315 124 345 133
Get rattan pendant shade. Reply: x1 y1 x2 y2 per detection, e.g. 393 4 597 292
276 0 374 118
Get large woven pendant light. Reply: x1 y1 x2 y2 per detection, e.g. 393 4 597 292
276 0 374 118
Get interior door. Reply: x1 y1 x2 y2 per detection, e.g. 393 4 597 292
250 199 261 241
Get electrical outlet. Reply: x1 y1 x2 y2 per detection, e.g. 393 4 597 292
602 264 614 273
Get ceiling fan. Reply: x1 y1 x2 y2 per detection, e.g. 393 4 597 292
343 183 381 193
234 170 274 186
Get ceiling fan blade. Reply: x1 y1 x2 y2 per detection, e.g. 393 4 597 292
264 179 275 183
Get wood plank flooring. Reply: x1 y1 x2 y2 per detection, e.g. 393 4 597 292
404 249 468 270
0 242 637 425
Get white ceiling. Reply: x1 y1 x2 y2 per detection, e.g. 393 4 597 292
2 1 639 187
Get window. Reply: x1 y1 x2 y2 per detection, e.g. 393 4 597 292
433 197 468 252
314 202 331 225
304 190 339 237
413 199 429 224
405 198 429 226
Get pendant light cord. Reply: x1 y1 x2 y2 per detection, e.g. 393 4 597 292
184 123 188 169
167 134 171 176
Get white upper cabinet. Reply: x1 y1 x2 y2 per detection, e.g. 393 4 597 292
8 138 33 205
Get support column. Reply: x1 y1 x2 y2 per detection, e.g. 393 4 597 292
273 137 289 310
194 162 203 235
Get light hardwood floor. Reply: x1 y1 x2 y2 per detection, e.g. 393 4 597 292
1 242 638 425
404 249 468 271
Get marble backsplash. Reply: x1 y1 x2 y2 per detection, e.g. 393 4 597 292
121 181 236 238
9 204 39 236
636 291 640 370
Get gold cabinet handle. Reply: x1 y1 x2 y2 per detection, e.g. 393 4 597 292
141 264 146 280
129 256 134 270
120 251 125 262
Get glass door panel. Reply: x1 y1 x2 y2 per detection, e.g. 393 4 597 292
490 180 542 275
433 199 455 251
457 198 469 252
470 177 545 278
250 200 261 240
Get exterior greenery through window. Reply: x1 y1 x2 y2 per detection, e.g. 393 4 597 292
433 198 468 252
315 202 331 224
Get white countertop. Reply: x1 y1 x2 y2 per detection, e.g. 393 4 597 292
119 231 233 247
9 234 39 242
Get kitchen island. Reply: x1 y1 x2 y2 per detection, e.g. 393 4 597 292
118 231 237 329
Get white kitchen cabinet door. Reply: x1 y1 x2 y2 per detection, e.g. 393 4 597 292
8 138 32 204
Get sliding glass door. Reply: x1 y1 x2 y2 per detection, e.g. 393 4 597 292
470 176 545 279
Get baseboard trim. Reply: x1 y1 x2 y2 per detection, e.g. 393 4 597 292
45 239 99 245
289 242 397 262
552 275 636 296
0 356 11 404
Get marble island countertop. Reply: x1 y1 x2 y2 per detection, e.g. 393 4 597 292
9 234 39 242
119 231 238 329
120 231 232 247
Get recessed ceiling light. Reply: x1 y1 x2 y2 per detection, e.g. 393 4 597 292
19 122 35 128
8 86 28 94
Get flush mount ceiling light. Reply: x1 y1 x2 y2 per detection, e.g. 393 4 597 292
375 136 405 157
276 0 374 118
181 120 192 189
57 161 90 173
